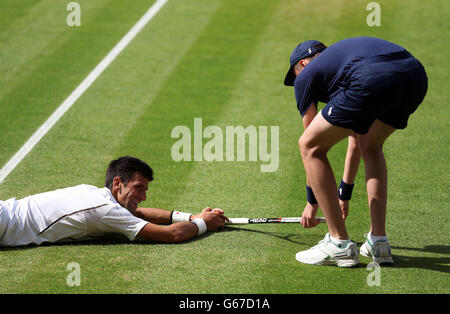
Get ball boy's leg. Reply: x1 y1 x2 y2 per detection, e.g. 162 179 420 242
299 111 354 240
356 119 395 237
357 119 396 264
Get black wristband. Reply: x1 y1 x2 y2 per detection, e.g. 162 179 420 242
338 179 354 201
306 185 318 204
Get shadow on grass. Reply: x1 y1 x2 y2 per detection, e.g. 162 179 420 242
2 230 449 274
223 225 323 246
388 244 450 274
0 226 317 251
0 233 213 251
351 241 450 273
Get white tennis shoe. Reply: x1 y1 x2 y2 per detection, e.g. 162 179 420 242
360 235 394 265
295 233 359 267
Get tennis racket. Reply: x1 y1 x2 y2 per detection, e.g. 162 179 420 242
225 217 326 225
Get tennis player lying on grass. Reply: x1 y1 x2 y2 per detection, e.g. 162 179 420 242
0 156 227 246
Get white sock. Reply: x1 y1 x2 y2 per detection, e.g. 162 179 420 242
368 233 387 244
330 234 351 246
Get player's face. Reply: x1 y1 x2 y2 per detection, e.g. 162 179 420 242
115 173 149 211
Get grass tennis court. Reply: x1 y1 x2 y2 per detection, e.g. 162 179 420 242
0 0 449 294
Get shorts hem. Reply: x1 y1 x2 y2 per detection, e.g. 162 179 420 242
321 105 371 134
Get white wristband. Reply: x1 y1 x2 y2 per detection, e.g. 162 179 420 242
172 211 192 223
191 218 207 236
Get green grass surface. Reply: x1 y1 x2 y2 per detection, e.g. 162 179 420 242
0 0 449 294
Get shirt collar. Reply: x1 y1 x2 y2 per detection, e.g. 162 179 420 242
101 187 120 205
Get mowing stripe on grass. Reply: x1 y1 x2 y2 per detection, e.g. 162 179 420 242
112 0 278 209
0 0 223 292
0 0 221 200
0 0 168 184
108 0 279 293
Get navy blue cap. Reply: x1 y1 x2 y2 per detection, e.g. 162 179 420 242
284 40 327 86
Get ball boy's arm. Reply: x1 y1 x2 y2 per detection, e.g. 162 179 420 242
301 102 318 131
339 134 361 219
342 134 361 186
301 103 318 189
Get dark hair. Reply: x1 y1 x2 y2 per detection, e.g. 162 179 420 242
104 156 153 190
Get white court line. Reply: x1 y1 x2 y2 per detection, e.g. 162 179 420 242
0 0 168 184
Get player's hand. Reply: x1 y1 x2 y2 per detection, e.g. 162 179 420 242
339 199 349 220
301 202 321 228
195 207 228 231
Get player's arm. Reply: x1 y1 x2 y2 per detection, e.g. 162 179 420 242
134 206 228 225
135 207 227 243
136 222 199 243
134 207 172 224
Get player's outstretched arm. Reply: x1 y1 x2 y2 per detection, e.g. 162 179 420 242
190 207 229 228
135 207 227 243
136 221 199 243
134 207 172 224
135 206 228 225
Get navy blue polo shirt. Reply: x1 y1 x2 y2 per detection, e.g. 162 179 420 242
293 36 427 134
294 36 406 116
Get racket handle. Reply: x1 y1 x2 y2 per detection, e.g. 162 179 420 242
226 218 249 225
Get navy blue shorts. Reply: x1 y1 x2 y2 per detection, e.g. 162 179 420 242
322 51 428 134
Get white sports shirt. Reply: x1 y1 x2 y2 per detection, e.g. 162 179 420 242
0 184 149 246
